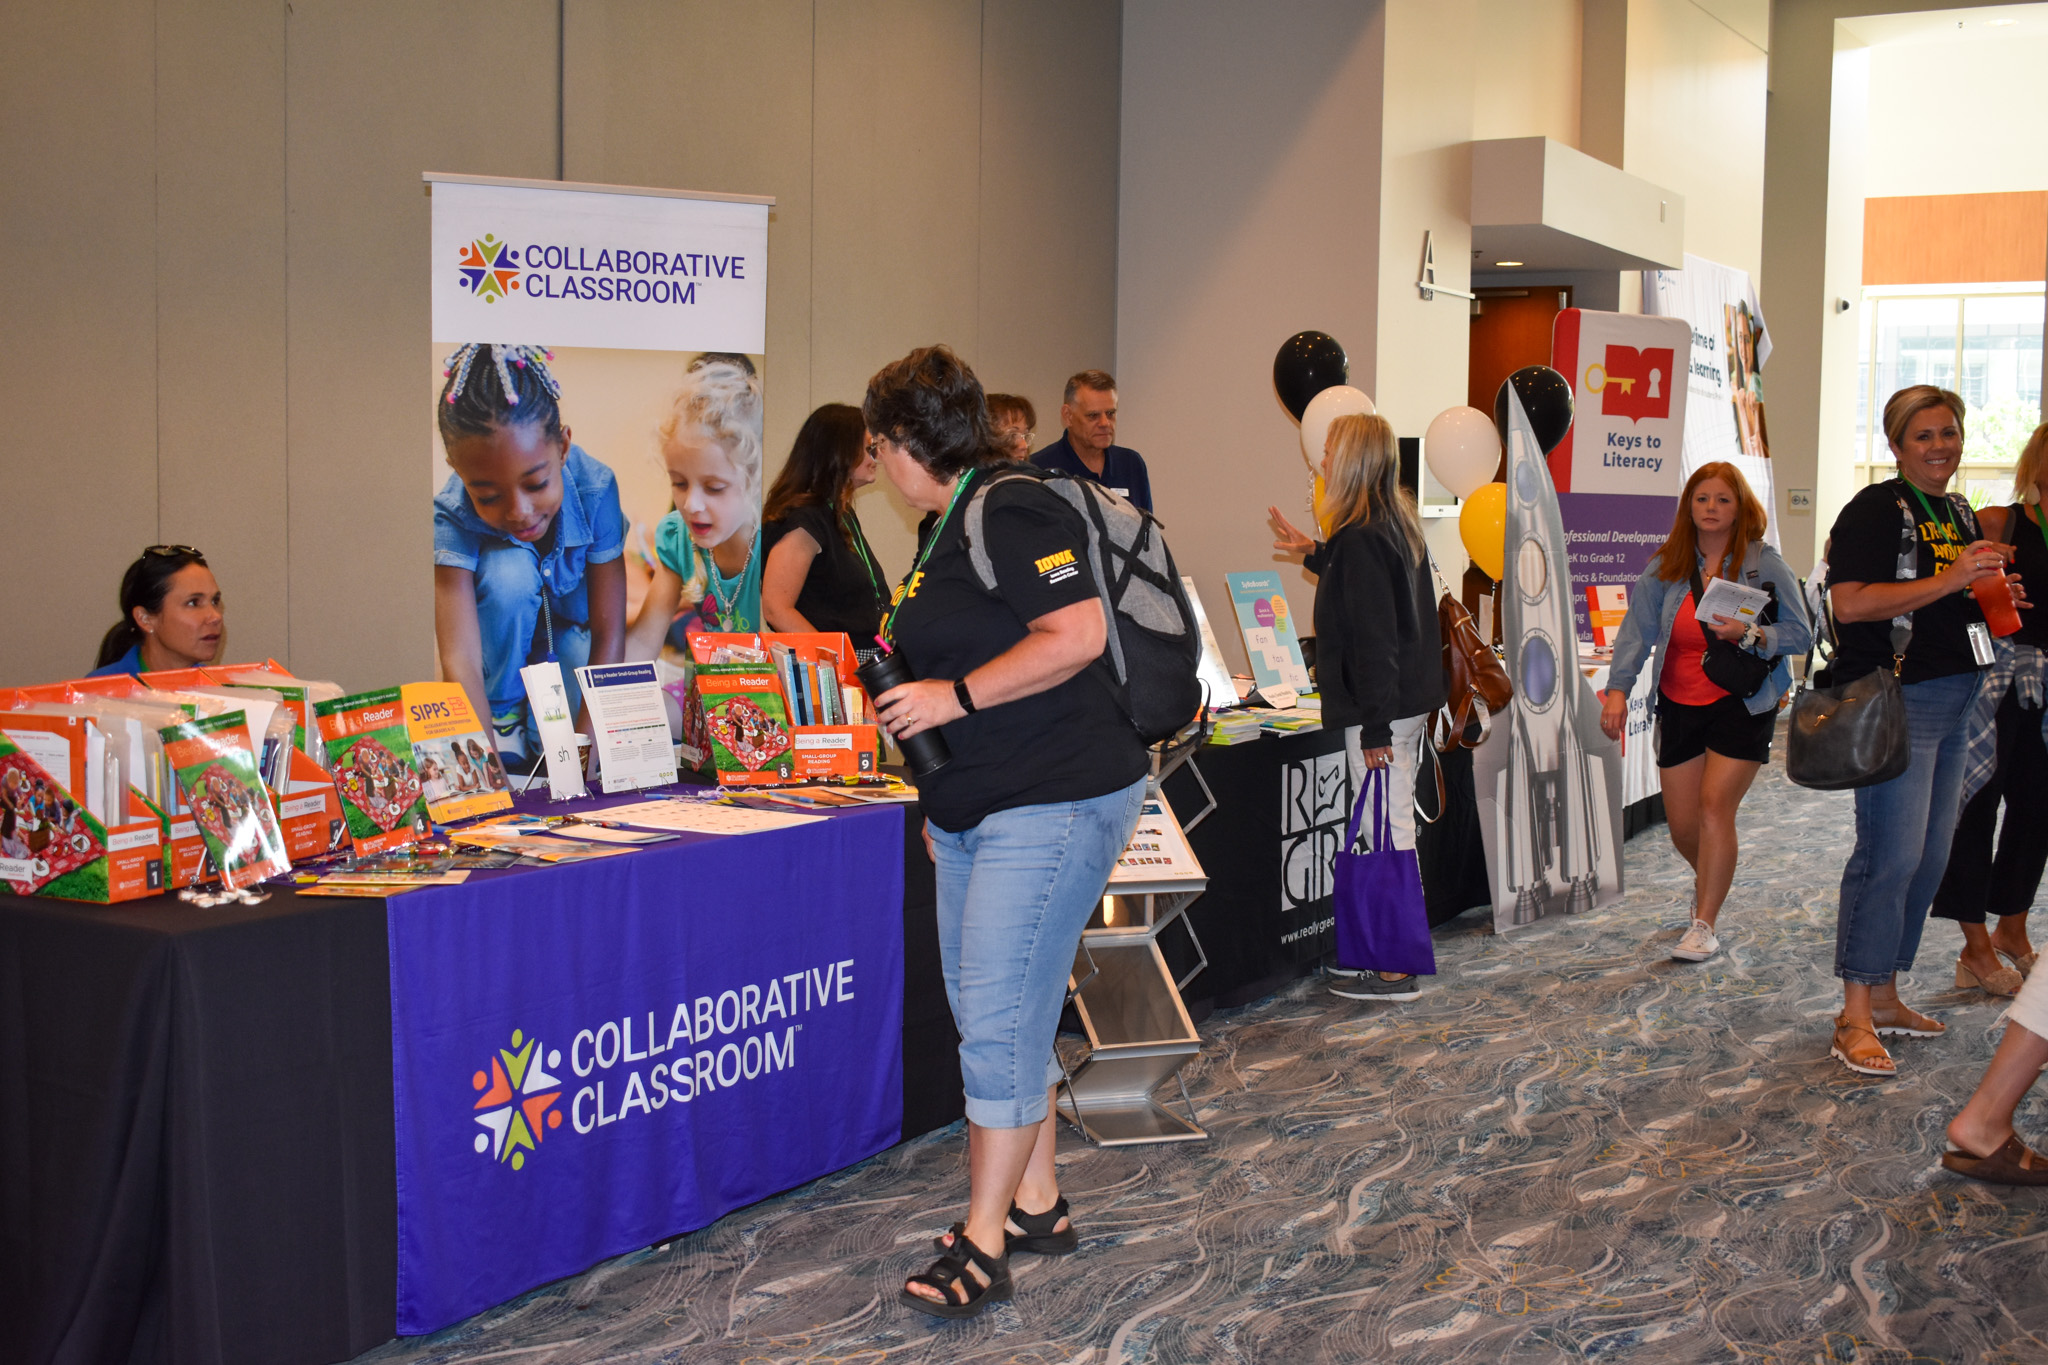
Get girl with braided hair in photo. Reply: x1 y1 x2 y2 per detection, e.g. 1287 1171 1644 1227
433 343 628 758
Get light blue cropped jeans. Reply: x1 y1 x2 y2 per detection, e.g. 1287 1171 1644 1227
474 539 591 757
929 774 1149 1129
1834 670 1982 985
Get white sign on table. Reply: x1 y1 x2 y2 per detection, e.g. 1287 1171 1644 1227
575 663 679 793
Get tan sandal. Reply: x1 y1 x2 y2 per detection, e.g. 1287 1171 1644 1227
1830 1016 1895 1077
1871 1003 1946 1038
1956 960 2024 998
1996 948 2039 979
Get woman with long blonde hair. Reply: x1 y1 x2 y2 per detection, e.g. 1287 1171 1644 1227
1601 462 1809 964
1270 413 1447 1002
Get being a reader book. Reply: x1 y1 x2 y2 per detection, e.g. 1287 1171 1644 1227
400 681 513 823
158 712 291 891
314 688 429 856
0 738 109 898
1224 571 1312 700
689 666 796 783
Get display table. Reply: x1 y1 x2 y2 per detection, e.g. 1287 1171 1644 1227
0 792 959 1365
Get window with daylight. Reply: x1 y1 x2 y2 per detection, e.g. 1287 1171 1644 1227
1855 286 2047 506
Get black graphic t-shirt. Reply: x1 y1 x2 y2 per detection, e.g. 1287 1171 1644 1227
1825 478 1987 684
889 474 1147 832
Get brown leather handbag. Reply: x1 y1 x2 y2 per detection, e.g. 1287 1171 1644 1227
1429 561 1514 753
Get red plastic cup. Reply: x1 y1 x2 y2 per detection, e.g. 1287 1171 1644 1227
1974 568 2023 638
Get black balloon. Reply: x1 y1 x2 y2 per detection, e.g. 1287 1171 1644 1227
1272 331 1349 420
1493 365 1574 454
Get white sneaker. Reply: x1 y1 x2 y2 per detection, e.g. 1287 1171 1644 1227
1671 918 1720 962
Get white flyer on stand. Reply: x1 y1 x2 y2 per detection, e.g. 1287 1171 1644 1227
575 663 680 793
519 660 588 800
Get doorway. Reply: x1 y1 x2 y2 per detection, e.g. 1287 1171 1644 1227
1469 286 1574 418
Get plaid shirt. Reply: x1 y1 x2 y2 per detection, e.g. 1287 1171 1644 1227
1960 638 2047 807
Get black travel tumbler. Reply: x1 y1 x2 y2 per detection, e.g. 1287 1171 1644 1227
857 651 951 777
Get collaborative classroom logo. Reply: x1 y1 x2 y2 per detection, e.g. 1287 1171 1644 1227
471 1027 563 1170
456 234 522 303
1583 345 1675 423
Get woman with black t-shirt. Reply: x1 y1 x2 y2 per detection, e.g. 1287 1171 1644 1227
1823 385 2028 1078
760 403 891 652
862 346 1148 1321
1931 421 2048 995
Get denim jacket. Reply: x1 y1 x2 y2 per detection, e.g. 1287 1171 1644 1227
1605 541 1813 714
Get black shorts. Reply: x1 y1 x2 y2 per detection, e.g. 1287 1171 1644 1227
1655 692 1774 767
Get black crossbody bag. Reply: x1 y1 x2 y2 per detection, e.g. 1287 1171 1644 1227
1687 562 1775 699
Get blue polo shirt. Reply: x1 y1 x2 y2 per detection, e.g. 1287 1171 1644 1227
1031 433 1152 511
432 443 626 627
87 642 144 678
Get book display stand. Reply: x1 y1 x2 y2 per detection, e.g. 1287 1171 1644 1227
1056 732 1217 1146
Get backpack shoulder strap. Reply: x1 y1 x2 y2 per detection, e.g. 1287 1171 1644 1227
960 467 1051 592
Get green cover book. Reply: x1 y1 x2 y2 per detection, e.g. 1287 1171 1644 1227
159 711 291 890
313 687 429 856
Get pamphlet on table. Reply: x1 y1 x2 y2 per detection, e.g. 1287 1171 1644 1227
1224 570 1312 703
575 662 680 793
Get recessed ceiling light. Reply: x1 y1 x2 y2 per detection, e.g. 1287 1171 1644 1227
1494 260 1524 267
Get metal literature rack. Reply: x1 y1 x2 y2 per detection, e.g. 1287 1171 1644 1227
1056 731 1217 1146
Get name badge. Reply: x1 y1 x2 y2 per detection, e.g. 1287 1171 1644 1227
1967 620 1995 666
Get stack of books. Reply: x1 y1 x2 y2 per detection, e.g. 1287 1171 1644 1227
1206 710 1267 746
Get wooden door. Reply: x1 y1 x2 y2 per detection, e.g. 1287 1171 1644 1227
1469 287 1573 417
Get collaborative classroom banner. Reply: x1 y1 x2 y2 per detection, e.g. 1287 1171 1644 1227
387 809 907 1334
1548 308 1691 642
427 173 772 655
1644 252 1779 547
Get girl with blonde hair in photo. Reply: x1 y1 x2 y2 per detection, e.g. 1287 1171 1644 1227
627 355 766 657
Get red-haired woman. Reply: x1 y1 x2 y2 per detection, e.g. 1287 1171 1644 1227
1601 462 1811 964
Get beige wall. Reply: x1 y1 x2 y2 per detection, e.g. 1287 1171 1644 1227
1115 1 1392 671
1861 28 2048 199
1474 0 1582 147
3 0 1119 689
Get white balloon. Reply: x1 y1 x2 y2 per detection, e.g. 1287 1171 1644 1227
1423 405 1503 498
1299 386 1376 467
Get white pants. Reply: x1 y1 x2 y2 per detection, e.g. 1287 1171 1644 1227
1344 715 1429 854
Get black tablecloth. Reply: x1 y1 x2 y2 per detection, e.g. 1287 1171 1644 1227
1164 728 1492 1013
0 811 957 1365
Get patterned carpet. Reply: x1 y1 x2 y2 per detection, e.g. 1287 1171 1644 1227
354 757 2048 1365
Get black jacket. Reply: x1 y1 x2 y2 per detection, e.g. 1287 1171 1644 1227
1306 520 1448 747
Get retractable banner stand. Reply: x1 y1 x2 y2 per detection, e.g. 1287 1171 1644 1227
1547 308 1692 642
1643 253 1778 547
403 176 910 1337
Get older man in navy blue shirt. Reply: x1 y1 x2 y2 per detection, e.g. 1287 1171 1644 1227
1031 369 1152 512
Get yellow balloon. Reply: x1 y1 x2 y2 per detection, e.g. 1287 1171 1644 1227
1312 473 1333 538
1459 482 1508 581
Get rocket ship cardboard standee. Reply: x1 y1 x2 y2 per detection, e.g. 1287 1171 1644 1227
1470 391 1627 932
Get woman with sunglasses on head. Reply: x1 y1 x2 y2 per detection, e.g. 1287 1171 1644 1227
88 545 225 676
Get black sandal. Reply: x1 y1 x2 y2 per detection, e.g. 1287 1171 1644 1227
1005 1195 1080 1254
931 1196 1080 1255
900 1224 1012 1320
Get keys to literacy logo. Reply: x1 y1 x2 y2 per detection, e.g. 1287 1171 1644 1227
457 234 521 303
472 1028 563 1170
1584 345 1675 423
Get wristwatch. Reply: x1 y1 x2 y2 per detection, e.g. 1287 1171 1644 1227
953 678 976 714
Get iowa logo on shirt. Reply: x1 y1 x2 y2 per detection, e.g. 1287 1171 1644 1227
1034 549 1080 585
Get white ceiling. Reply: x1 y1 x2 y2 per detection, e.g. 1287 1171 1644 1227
1840 2 2048 47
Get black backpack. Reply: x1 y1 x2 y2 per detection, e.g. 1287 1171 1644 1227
960 468 1205 743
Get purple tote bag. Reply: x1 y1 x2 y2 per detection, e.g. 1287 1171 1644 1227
1332 766 1436 976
